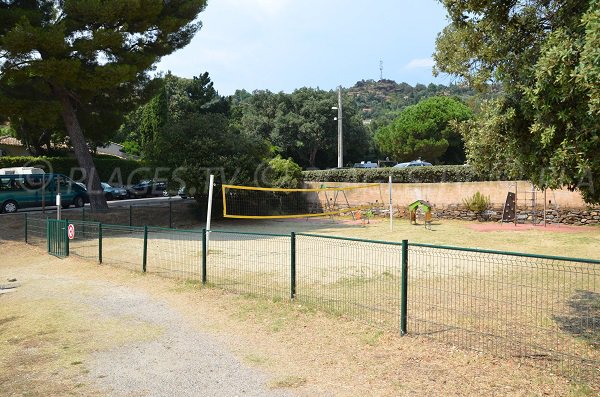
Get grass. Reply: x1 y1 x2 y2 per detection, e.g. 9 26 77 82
0 254 164 396
1 242 593 396
269 375 307 389
211 217 600 260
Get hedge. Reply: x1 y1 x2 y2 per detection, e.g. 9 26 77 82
0 156 154 184
302 165 513 184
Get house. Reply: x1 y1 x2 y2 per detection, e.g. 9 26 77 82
0 136 31 157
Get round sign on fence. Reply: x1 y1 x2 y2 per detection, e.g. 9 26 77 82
68 224 75 240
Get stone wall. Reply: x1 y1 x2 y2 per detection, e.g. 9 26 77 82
391 205 600 226
305 181 598 226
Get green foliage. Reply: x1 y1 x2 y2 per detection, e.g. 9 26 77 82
462 192 491 213
262 156 304 189
434 0 600 204
0 1 207 209
0 124 15 137
120 140 141 157
153 113 268 196
348 79 477 121
120 72 232 160
302 165 499 184
232 88 369 169
374 97 472 164
0 156 149 184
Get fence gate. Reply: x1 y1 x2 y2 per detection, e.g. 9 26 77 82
47 219 69 257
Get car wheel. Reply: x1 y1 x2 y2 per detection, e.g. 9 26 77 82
73 196 85 208
105 193 114 201
1 200 18 214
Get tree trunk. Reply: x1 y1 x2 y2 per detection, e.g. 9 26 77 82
309 147 318 169
53 85 108 211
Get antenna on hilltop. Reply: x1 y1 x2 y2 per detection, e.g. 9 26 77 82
379 60 383 80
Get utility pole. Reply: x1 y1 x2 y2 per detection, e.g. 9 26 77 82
336 86 343 168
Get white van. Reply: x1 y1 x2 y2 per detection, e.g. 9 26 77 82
0 167 45 175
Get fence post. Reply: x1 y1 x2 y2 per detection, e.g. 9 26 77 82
24 212 28 244
142 225 148 272
98 223 103 264
129 205 133 227
290 232 296 300
64 219 69 257
82 206 85 222
169 201 172 228
46 219 51 253
202 228 207 285
400 239 408 335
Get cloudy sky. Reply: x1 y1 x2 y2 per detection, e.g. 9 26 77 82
156 0 452 95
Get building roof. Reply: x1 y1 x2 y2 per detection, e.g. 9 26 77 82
0 136 23 146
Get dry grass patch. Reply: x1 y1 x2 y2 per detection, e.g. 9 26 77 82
1 242 597 396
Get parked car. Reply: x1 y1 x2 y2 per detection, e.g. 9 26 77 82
101 182 128 201
393 159 433 168
178 186 189 199
0 173 88 213
126 180 167 198
353 161 378 169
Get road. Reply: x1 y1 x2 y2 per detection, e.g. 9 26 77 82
2 195 187 215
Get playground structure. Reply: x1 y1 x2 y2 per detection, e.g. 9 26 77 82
501 183 559 226
408 200 433 230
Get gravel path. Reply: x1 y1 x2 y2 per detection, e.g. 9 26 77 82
77 280 293 397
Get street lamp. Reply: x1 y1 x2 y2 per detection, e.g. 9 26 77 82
331 86 343 168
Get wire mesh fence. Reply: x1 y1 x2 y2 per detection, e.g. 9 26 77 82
1 215 598 385
26 215 47 249
99 224 146 272
208 230 291 301
146 227 203 281
66 220 100 261
295 234 403 330
408 244 600 381
0 199 201 237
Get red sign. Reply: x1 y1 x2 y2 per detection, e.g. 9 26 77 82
67 224 75 240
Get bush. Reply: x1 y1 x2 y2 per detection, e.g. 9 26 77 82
263 156 303 189
0 156 152 185
463 191 491 213
302 165 507 184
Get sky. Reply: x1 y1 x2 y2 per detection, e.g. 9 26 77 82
156 0 452 96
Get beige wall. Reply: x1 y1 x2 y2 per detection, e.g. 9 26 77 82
305 181 587 209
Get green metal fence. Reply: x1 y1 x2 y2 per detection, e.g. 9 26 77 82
6 217 600 385
47 219 69 257
407 243 600 380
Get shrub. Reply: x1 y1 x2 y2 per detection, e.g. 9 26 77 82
263 156 304 189
0 156 151 185
463 191 491 213
302 165 508 184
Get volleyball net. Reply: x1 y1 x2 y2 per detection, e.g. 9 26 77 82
222 184 385 219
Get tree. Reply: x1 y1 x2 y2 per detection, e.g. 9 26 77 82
434 0 600 203
234 88 369 169
374 96 472 163
121 72 268 196
0 1 207 210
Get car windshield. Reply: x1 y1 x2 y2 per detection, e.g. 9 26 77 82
101 183 111 189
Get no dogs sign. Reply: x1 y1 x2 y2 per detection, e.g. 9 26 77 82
67 224 75 240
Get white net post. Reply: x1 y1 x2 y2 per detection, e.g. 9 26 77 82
389 175 393 231
206 174 214 248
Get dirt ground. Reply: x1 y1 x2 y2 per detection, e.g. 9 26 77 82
1 241 596 397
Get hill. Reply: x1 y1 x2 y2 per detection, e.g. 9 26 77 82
345 79 476 122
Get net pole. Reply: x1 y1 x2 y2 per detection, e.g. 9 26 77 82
389 175 393 231
205 174 214 249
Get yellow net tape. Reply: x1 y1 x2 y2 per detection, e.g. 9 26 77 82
222 183 381 219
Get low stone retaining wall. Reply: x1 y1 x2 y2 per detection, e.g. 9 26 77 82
393 205 600 226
